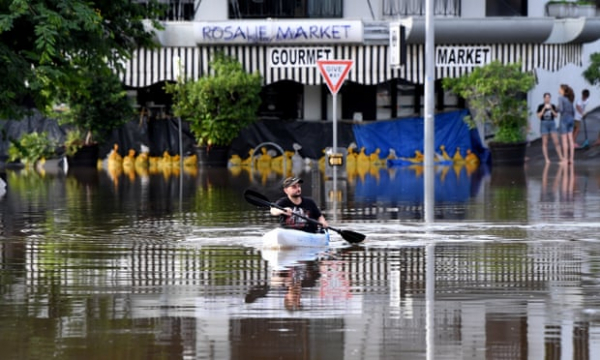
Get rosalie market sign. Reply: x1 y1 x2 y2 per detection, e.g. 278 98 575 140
194 20 363 44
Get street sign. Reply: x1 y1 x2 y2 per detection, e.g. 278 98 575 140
316 59 354 95
389 23 406 67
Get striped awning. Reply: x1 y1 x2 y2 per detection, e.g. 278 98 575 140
121 43 582 88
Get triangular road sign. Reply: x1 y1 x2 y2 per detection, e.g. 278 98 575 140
317 60 354 95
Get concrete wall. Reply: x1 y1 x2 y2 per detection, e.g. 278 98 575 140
195 0 227 20
461 0 485 18
344 0 379 21
530 0 549 18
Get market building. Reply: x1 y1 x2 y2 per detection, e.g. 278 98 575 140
123 0 600 140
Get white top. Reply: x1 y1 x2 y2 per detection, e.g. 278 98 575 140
575 98 589 121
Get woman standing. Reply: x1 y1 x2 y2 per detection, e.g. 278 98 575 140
556 84 575 164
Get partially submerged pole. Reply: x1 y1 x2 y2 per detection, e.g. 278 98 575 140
424 0 435 224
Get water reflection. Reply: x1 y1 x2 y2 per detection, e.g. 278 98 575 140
529 162 600 223
354 164 486 204
2 164 600 359
253 247 352 312
8 239 600 359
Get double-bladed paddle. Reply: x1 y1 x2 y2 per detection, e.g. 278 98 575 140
244 189 366 244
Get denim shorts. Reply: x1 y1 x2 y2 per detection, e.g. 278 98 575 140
540 120 557 135
559 116 574 134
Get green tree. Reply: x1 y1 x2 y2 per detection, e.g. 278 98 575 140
443 61 535 144
0 0 163 118
166 53 263 147
56 66 134 147
583 52 600 86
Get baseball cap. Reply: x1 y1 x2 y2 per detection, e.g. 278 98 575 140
282 177 303 188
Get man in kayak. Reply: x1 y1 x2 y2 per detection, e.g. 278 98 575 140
271 177 329 233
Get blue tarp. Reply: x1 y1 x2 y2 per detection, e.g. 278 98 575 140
352 110 490 165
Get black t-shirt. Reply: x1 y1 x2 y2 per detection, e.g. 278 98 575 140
537 103 556 121
275 196 323 233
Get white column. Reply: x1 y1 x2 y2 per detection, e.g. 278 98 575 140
590 325 600 360
461 302 486 359
527 301 546 360
561 317 573 360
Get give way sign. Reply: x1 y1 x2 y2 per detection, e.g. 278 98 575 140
316 59 354 95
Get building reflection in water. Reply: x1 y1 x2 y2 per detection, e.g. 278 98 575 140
353 164 486 205
2 160 600 359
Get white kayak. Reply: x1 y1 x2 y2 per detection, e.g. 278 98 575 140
262 227 330 249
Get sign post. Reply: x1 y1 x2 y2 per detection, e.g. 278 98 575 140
317 59 353 222
316 59 354 156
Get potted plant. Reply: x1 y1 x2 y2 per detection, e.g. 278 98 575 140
166 53 262 167
8 131 61 169
53 66 134 167
546 1 596 18
547 1 574 17
443 61 535 166
574 1 597 16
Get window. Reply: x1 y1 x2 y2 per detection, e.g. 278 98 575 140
376 81 418 119
486 0 527 16
376 80 462 120
230 0 343 19
258 81 304 120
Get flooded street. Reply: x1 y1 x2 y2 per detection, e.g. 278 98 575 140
1 162 600 359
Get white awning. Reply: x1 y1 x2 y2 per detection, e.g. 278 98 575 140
120 43 582 88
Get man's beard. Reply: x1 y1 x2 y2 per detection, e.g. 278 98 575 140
290 193 301 199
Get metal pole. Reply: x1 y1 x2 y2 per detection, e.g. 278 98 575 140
426 244 436 360
178 117 184 171
333 94 338 153
178 116 183 209
424 0 435 224
333 93 338 222
173 55 184 210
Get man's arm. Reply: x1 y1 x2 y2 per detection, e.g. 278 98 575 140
317 215 329 229
270 207 291 216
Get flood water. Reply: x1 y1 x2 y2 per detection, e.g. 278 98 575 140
1 161 600 360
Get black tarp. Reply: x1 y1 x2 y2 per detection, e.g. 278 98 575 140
98 117 197 158
0 110 66 161
0 112 199 161
231 119 357 159
1 110 487 164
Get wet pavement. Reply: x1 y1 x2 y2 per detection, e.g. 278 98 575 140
0 147 600 359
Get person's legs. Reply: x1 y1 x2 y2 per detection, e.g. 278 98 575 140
542 134 550 163
550 132 563 161
567 131 575 163
560 133 569 164
558 118 574 163
573 121 581 147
